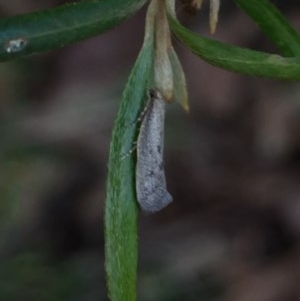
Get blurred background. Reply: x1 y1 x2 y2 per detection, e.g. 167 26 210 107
0 1 300 300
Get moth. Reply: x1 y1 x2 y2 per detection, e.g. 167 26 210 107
136 89 173 213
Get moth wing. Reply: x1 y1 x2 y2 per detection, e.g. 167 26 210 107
136 94 173 213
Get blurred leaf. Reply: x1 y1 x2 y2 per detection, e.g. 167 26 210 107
233 0 300 57
0 0 146 62
169 17 300 80
105 40 154 301
0 253 80 301
0 160 22 221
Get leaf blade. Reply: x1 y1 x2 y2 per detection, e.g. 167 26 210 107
233 0 300 57
105 41 153 301
0 0 146 61
169 17 300 80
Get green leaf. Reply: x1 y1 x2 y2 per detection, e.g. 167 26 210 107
0 0 146 62
233 0 300 57
104 41 153 301
169 17 300 80
169 47 189 111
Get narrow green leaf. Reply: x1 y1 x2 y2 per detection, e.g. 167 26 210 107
0 0 146 62
233 0 300 57
169 17 300 80
169 47 189 111
105 41 153 301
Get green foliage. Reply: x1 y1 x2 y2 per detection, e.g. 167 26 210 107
0 1 299 301
105 41 154 301
233 0 300 56
169 17 300 80
0 0 146 61
0 253 80 301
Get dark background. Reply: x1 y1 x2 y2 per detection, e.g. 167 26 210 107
0 1 300 300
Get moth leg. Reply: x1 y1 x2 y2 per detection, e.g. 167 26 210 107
125 90 153 127
121 89 154 160
120 142 137 161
